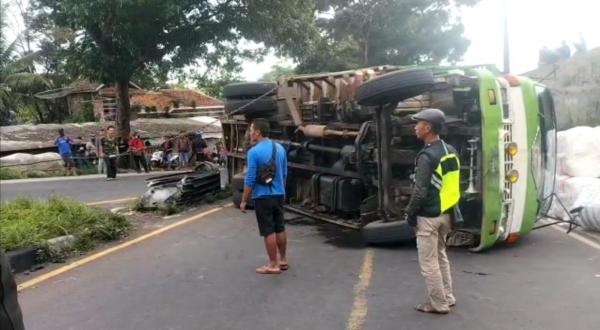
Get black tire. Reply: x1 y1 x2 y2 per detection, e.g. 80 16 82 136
361 220 415 244
232 189 242 208
356 69 434 106
224 99 278 117
223 82 277 99
232 172 246 191
232 189 254 209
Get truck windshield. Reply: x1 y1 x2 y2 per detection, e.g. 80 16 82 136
534 86 557 214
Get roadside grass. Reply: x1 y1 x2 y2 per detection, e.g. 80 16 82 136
0 196 131 261
0 167 24 180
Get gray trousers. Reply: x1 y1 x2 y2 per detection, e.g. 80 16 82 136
97 157 106 174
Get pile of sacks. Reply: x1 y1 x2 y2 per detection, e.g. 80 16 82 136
548 126 600 231
0 152 64 173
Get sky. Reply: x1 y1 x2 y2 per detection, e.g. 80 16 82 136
241 0 600 80
457 0 599 74
3 0 599 81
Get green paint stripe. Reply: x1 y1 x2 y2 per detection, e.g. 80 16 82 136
474 69 504 251
519 77 543 234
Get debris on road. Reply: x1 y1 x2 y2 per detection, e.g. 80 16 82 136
45 235 77 260
138 162 226 212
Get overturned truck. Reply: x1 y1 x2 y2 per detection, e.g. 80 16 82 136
222 66 557 251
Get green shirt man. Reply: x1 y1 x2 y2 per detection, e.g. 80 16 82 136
100 125 119 180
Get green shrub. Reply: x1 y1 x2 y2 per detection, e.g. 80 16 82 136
0 196 131 255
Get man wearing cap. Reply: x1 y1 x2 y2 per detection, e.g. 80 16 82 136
405 108 461 314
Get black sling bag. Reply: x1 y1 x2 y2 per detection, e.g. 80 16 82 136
257 141 277 185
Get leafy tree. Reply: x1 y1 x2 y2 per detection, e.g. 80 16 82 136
260 64 296 82
0 42 54 124
298 0 479 73
1 1 54 125
34 0 319 138
196 70 242 99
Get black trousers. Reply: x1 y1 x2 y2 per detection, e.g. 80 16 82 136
133 155 149 172
106 156 117 178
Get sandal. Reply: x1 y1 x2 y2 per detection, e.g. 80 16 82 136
279 263 290 271
414 303 449 314
255 266 282 275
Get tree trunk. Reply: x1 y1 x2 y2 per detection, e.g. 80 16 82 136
34 102 45 123
115 79 131 139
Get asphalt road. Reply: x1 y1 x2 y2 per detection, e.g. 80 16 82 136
15 205 600 330
0 172 171 203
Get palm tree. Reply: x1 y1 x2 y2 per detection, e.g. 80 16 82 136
1 7 52 125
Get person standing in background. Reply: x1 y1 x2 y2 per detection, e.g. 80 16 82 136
54 128 77 175
161 135 173 167
144 139 153 171
193 132 208 162
100 125 119 181
129 132 149 173
216 141 227 165
96 128 106 174
86 135 98 165
176 131 192 168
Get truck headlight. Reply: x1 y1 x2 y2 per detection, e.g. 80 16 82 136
505 142 518 157
506 169 519 183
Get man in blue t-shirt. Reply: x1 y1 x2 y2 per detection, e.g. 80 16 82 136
54 128 76 174
240 118 288 275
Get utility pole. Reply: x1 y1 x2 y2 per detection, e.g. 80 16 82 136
503 0 510 74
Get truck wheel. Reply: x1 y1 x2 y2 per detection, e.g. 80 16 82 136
223 82 277 99
232 189 242 208
232 172 246 191
356 69 434 106
361 220 415 244
232 189 254 209
224 99 278 117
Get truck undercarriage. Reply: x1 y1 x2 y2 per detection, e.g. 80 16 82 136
223 66 485 243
